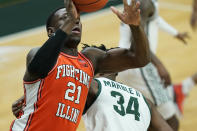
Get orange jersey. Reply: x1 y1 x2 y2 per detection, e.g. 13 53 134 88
10 52 94 131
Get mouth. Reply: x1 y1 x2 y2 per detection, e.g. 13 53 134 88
71 26 81 34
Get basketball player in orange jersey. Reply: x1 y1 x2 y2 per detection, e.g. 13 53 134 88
10 0 150 130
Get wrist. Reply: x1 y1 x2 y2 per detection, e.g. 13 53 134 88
129 25 140 31
129 25 140 28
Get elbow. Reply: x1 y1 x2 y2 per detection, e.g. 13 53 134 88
137 59 150 68
135 54 151 68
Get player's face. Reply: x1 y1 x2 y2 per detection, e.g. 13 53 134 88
52 6 82 45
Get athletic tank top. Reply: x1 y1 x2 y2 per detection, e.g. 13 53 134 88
10 52 94 131
83 77 151 131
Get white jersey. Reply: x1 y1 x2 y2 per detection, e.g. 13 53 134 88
118 0 177 119
83 77 151 131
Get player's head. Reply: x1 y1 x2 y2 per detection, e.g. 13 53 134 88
82 44 118 81
46 4 81 47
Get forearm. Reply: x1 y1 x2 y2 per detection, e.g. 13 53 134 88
157 17 178 36
150 52 163 67
129 25 150 66
28 29 67 78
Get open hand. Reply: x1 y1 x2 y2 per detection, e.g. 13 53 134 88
175 32 189 45
111 0 141 26
157 65 172 87
12 96 24 118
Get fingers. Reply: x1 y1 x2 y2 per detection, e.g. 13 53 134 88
12 103 24 117
182 39 187 44
163 75 171 87
115 0 141 25
64 0 72 11
12 102 23 111
136 9 141 17
176 32 190 45
183 32 190 39
129 0 141 16
123 0 140 8
131 0 135 6
13 108 22 118
110 6 124 21
180 37 187 44
135 1 140 9
122 0 128 7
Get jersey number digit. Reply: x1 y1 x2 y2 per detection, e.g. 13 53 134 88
65 82 82 104
111 91 125 116
111 91 140 121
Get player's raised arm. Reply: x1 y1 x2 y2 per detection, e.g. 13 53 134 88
82 0 150 74
24 0 77 81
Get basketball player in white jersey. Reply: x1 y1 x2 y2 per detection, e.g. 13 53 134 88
116 0 190 130
83 73 173 131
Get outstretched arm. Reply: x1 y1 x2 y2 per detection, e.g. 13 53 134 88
24 0 77 81
82 0 150 74
156 16 189 44
147 99 173 131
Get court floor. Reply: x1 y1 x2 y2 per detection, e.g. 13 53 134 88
0 0 197 130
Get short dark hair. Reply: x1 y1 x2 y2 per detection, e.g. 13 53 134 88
46 7 64 30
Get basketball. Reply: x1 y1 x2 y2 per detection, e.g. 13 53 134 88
73 0 108 12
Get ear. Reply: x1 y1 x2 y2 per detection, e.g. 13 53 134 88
47 27 55 37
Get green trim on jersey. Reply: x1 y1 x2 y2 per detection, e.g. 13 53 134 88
142 96 152 116
94 79 102 100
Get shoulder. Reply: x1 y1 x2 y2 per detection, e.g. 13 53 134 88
81 46 106 57
81 47 106 71
27 47 40 58
23 47 41 81
26 47 40 66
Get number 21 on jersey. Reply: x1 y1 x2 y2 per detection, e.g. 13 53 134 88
65 82 82 104
55 82 82 123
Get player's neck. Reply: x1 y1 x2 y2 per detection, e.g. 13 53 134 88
60 47 78 56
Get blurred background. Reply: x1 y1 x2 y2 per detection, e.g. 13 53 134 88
0 0 197 130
